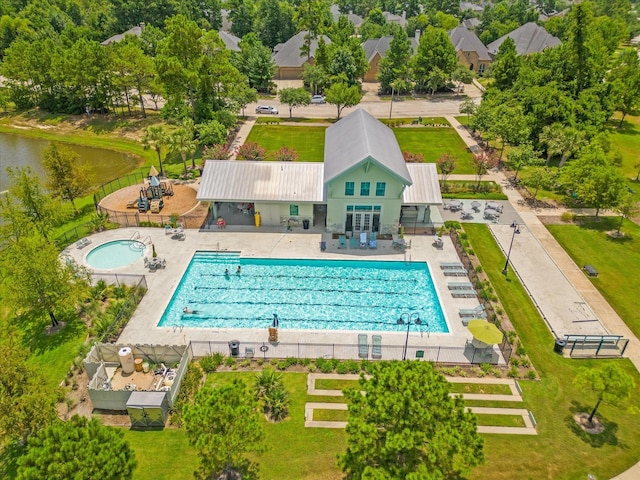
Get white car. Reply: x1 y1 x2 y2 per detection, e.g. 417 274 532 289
311 95 326 104
255 105 279 114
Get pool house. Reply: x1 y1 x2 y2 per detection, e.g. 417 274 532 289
197 108 442 233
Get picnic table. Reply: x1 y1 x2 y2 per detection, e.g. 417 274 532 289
486 201 503 212
471 201 481 212
583 265 598 277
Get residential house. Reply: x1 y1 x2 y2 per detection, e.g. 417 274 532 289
383 11 407 27
487 22 561 57
448 25 492 75
330 4 364 28
462 18 481 30
197 109 442 233
362 34 419 83
101 23 145 46
272 31 332 80
218 30 241 52
460 2 484 14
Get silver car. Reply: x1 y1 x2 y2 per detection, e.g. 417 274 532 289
311 95 326 104
255 105 279 114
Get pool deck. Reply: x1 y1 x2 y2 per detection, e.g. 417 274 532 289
64 227 487 360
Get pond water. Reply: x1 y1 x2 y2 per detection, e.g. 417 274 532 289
0 132 140 192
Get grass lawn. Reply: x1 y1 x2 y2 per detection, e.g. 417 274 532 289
475 414 526 428
448 383 512 395
314 409 349 422
393 128 474 173
464 223 640 480
245 125 326 162
607 115 640 204
546 218 640 338
314 378 359 391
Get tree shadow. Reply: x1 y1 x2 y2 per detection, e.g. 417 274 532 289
17 310 86 355
566 400 625 449
0 442 24 479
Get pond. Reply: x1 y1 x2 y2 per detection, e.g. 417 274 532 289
0 132 140 193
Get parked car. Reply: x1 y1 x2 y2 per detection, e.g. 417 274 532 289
255 105 279 114
310 95 326 104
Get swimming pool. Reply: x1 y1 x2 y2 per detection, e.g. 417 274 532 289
159 252 448 333
86 240 146 269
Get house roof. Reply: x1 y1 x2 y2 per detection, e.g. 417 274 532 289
487 22 561 56
324 108 412 185
462 18 481 30
218 30 241 52
101 24 144 46
403 164 442 204
460 2 484 13
362 36 418 63
330 4 364 27
197 161 325 202
383 11 407 27
272 31 332 68
448 25 491 61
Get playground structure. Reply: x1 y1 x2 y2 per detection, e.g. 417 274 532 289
137 176 173 213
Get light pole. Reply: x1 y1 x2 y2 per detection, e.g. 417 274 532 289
397 312 421 360
388 84 395 119
502 221 520 276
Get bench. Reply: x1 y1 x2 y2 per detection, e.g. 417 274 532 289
583 265 598 277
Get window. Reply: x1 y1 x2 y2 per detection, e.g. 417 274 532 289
345 182 354 196
289 204 298 215
360 182 370 196
375 182 386 196
479 63 485 74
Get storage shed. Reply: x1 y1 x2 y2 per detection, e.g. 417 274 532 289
126 391 169 428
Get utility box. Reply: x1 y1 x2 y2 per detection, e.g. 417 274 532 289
126 391 169 429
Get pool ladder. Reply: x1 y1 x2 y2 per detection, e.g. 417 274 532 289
141 235 152 245
404 253 412 265
130 231 140 240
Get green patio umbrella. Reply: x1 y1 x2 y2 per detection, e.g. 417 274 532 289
467 320 503 346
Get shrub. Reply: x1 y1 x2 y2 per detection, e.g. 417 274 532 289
507 366 519 378
256 358 264 366
520 357 531 368
561 211 577 222
237 142 266 161
202 143 231 160
299 358 312 367
200 353 224 373
284 357 298 367
343 360 360 374
510 357 520 367
516 344 526 356
271 146 298 162
526 369 537 380
276 360 288 370
480 363 492 374
316 357 337 373
224 356 236 367
336 361 350 374
507 331 517 344
307 364 317 372
403 151 424 163
475 265 483 273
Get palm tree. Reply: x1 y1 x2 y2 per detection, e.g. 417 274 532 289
169 127 197 177
141 126 168 177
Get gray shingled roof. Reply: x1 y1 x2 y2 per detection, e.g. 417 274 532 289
324 109 412 186
460 2 484 13
487 22 561 56
218 31 241 52
197 161 325 202
383 11 407 27
330 4 364 27
362 36 418 63
272 31 331 67
101 24 144 46
448 25 491 61
462 18 481 30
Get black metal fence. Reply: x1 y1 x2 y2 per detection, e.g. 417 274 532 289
96 206 208 229
93 171 146 205
190 339 509 365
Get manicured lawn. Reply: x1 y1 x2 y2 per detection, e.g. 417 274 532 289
464 223 640 480
123 429 199 480
393 128 474 173
314 378 359 391
546 218 640 338
607 115 640 203
245 125 326 162
448 383 512 395
475 414 526 428
314 409 348 422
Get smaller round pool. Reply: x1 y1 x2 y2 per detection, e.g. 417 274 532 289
86 240 146 269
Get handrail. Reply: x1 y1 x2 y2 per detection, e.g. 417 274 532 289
141 235 152 245
130 231 140 240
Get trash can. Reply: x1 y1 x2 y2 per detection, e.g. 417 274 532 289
303 219 310 230
229 340 240 357
554 339 567 353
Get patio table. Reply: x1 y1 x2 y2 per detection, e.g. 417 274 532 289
470 201 481 212
449 200 463 211
486 201 502 212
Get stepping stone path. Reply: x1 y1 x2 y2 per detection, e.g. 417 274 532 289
305 373 537 435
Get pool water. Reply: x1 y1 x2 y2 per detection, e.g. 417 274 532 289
159 252 448 333
86 240 146 269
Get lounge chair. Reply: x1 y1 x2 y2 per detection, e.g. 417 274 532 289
451 289 477 298
319 241 326 251
358 334 368 358
448 282 474 290
459 305 487 319
372 335 382 359
440 262 464 270
369 232 377 249
76 238 91 249
443 268 468 277
349 235 358 249
432 237 443 249
176 232 186 241
338 235 347 249
359 232 368 248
